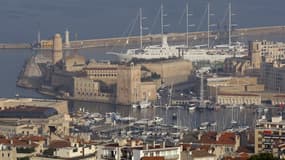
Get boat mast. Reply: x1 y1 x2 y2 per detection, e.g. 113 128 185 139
37 30 41 45
200 72 204 108
228 0 232 47
186 3 189 48
160 3 169 47
139 8 143 50
207 1 210 49
186 3 195 48
161 4 164 37
207 1 215 49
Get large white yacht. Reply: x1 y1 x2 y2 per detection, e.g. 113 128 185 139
108 2 247 62
110 35 179 62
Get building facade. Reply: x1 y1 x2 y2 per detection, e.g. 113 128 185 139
261 60 285 92
224 40 285 76
207 76 264 102
217 93 261 105
83 61 118 85
116 64 142 105
255 116 285 158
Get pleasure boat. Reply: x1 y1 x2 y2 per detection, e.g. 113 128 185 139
132 100 152 109
152 117 163 123
108 35 179 62
188 106 196 112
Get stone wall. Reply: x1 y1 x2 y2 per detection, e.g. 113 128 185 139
142 59 193 86
116 65 141 105
140 82 157 101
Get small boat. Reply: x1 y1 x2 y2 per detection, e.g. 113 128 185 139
210 121 217 126
264 108 269 113
153 117 163 123
199 126 207 130
119 116 137 122
188 106 196 112
172 113 177 120
231 120 238 125
200 122 209 126
132 100 152 109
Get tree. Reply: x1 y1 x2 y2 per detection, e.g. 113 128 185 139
249 153 279 160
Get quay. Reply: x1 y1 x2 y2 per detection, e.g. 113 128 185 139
0 43 31 49
70 25 285 48
1 25 285 49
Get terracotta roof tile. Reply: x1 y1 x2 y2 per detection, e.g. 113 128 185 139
141 157 165 160
49 140 71 148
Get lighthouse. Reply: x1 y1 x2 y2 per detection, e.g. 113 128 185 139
64 29 70 48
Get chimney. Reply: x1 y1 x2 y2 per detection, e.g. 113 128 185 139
10 139 13 145
198 133 202 140
162 141 166 148
153 141 156 148
216 133 222 141
28 140 32 145
145 143 149 150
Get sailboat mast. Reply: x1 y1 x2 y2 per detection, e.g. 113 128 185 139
200 72 204 108
161 4 164 36
139 8 143 50
207 1 210 49
37 30 41 45
186 3 189 48
228 0 232 47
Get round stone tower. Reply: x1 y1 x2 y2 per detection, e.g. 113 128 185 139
52 33 63 64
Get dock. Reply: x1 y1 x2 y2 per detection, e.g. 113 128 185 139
0 25 285 49
0 43 31 49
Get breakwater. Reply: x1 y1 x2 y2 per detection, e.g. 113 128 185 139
0 43 31 49
69 25 285 48
1 25 285 49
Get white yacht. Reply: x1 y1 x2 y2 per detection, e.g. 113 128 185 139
152 117 163 123
114 35 179 62
132 99 152 109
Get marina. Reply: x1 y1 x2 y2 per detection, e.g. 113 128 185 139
69 101 284 144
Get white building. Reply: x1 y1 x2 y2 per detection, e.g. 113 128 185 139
132 144 182 160
54 143 96 159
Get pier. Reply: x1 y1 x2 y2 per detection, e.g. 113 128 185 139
0 43 31 49
0 25 285 49
69 25 285 48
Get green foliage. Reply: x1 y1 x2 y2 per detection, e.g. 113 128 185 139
42 148 55 156
16 147 35 153
151 72 161 79
17 157 30 160
249 153 279 160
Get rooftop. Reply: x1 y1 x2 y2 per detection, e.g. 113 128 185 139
0 105 58 119
199 132 237 145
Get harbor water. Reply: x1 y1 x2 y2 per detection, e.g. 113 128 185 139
1 0 285 131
